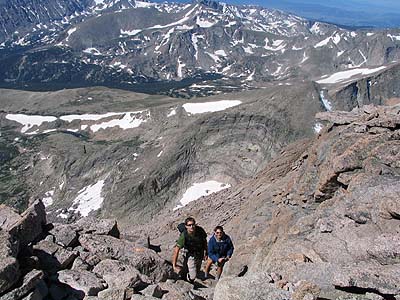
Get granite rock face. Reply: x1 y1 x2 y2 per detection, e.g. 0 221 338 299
0 205 176 300
127 104 400 300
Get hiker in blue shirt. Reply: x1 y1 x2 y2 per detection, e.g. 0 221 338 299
204 225 234 280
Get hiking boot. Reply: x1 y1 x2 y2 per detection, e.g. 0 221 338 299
186 273 195 284
203 273 209 280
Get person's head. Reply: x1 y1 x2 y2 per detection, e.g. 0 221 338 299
214 226 224 240
185 217 196 234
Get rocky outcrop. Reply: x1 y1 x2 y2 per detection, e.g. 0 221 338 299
129 103 400 300
0 201 179 300
212 104 400 300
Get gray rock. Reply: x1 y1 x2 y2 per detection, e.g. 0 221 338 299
0 231 19 294
97 288 126 300
79 235 171 282
214 275 291 300
130 295 162 300
71 257 90 271
32 240 77 271
50 223 78 247
75 218 120 238
57 270 107 298
93 259 144 290
140 284 163 298
333 263 400 295
21 280 48 300
0 270 43 300
0 205 22 231
158 280 198 300
366 234 400 265
7 200 46 248
0 256 19 295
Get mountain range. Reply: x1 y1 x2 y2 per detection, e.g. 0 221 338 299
0 0 400 97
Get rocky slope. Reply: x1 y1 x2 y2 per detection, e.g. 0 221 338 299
126 103 400 300
1 103 398 300
0 82 322 223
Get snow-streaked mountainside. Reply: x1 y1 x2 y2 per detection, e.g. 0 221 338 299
1 0 400 96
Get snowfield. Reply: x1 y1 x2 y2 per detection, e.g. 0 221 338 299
183 100 242 115
69 180 105 217
6 111 149 134
174 180 231 210
316 66 387 84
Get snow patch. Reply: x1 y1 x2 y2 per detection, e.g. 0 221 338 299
314 122 323 133
42 190 54 207
167 108 177 117
70 180 105 217
120 29 142 36
6 114 57 134
174 181 231 209
316 66 387 84
320 91 332 111
183 100 242 115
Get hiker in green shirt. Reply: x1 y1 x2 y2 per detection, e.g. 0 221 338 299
172 217 208 283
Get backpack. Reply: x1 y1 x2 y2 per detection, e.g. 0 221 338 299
177 222 207 254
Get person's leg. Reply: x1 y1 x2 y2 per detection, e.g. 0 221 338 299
216 261 225 280
204 258 213 278
186 256 196 283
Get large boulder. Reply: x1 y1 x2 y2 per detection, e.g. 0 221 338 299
7 200 46 248
213 274 291 300
74 218 120 238
0 231 19 294
32 240 77 272
0 270 44 300
78 234 171 282
92 259 145 290
0 205 22 231
49 224 79 248
57 270 107 299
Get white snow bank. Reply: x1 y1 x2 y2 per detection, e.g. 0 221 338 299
314 123 323 134
6 114 57 133
69 180 105 217
174 181 231 210
167 108 176 117
42 190 54 207
89 111 149 132
6 111 150 134
320 91 332 111
316 66 387 84
183 100 241 115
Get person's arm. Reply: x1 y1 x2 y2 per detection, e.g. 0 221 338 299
226 236 234 258
172 233 185 272
172 246 181 271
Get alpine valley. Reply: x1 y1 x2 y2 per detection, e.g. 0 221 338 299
0 1 399 300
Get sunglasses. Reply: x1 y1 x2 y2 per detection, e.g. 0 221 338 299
186 223 195 227
215 231 223 234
